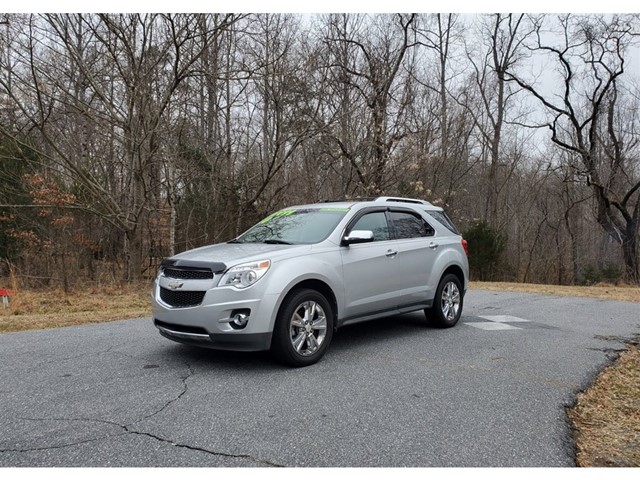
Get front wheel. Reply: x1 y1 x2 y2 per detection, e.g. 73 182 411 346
271 289 334 367
425 274 463 328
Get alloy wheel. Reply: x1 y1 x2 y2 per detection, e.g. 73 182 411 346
289 300 327 357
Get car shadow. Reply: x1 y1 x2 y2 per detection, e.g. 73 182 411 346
152 310 439 371
330 310 434 351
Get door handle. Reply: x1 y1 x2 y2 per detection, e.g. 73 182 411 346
429 242 439 249
385 249 398 257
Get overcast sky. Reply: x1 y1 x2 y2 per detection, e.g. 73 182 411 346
5 1 640 14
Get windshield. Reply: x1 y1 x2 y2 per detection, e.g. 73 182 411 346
233 207 349 244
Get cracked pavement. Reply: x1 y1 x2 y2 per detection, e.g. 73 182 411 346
0 289 638 467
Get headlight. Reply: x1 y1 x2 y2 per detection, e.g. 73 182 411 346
219 260 271 289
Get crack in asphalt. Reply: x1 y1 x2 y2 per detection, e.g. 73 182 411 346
0 420 128 454
129 361 195 424
593 334 639 345
588 334 640 360
586 347 625 361
123 429 284 467
1 417 284 467
1 362 285 467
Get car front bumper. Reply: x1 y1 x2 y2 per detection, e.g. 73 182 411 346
151 277 280 352
154 320 273 351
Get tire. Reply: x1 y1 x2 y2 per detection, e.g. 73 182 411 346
271 289 334 367
425 273 463 328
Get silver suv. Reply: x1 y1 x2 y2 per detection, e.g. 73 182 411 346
152 197 469 367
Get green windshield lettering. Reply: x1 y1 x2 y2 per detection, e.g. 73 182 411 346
259 209 296 224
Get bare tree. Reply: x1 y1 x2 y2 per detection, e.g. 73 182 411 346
0 13 239 279
238 14 329 218
2 13 638 288
417 14 460 175
411 13 478 209
324 13 418 195
505 14 640 282
461 14 534 228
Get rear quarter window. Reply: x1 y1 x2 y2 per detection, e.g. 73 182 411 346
424 210 460 235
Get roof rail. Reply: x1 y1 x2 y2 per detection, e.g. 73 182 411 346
320 196 434 207
321 197 376 203
374 196 430 205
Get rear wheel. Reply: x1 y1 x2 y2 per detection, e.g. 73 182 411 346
271 289 334 367
426 274 463 328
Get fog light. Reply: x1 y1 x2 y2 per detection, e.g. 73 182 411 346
230 309 251 329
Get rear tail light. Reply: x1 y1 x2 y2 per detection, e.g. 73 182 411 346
461 239 468 256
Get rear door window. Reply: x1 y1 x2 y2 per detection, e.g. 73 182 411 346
389 211 434 239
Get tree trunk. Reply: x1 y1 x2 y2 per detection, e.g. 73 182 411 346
622 225 639 283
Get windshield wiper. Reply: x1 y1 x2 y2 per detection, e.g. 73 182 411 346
227 239 242 244
263 239 293 245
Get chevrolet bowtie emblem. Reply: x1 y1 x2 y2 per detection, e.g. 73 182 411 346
167 280 184 290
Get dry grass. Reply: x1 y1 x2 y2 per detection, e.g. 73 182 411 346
471 281 640 303
567 342 640 467
1 280 639 466
0 283 152 333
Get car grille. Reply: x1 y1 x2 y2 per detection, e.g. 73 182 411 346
162 267 213 280
159 287 206 308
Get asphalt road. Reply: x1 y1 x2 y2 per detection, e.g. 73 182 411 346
0 289 638 467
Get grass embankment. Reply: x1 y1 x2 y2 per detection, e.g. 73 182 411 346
568 342 640 467
0 283 151 333
471 281 640 303
0 280 638 466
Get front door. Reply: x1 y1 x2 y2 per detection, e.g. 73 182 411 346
340 210 402 319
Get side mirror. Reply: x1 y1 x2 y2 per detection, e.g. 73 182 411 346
342 230 374 246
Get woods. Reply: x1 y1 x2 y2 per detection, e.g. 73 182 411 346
1 13 639 288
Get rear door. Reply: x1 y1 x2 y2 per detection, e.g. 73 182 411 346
387 209 437 307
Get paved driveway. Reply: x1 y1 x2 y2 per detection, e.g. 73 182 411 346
0 289 638 467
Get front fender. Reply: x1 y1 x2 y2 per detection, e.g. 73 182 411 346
262 252 345 332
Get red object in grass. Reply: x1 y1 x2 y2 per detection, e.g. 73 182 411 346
0 289 12 297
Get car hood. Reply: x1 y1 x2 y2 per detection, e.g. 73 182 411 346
168 242 311 269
